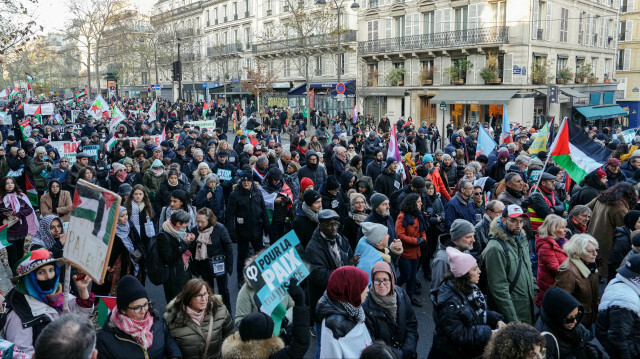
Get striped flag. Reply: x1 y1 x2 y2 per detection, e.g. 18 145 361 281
25 73 35 83
500 104 512 143
33 105 42 123
75 90 87 100
9 88 19 101
96 296 117 327
202 101 210 117
388 123 401 162
25 175 38 207
160 127 166 142
0 224 13 250
106 136 118 151
352 105 358 124
148 100 157 122
19 119 31 140
72 182 119 245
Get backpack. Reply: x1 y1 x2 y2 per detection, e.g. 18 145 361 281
480 237 523 311
146 236 169 285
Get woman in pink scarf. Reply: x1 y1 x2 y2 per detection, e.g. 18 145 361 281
0 176 38 272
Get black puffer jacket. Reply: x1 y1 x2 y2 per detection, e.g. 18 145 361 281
609 226 632 280
297 151 327 188
291 203 317 249
319 181 347 220
362 286 418 359
596 276 640 359
226 182 269 242
571 171 606 210
315 293 359 339
430 280 503 359
374 166 402 198
96 311 182 359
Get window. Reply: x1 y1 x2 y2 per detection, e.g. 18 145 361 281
214 8 218 24
206 10 210 26
244 28 251 49
592 58 598 74
340 53 346 75
618 49 631 70
234 29 239 43
244 0 249 16
605 58 612 77
532 0 540 39
369 0 378 8
284 59 290 77
578 12 584 44
491 2 505 27
367 20 379 40
315 56 322 76
233 2 238 18
622 0 629 12
223 5 228 21
394 15 405 37
268 61 274 73
423 11 434 34
556 57 567 75
455 7 468 31
560 8 568 42
592 16 598 46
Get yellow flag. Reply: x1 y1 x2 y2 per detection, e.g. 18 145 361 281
528 121 550 155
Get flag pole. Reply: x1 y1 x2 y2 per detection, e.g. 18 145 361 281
531 114 559 196
63 262 71 312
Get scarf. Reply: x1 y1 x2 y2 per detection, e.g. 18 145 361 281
50 192 60 211
116 221 131 243
31 215 62 250
403 153 417 177
320 232 342 268
339 301 366 324
505 186 524 199
370 288 397 320
152 167 164 177
3 192 37 235
18 268 64 310
116 170 128 182
349 210 368 224
162 220 190 269
130 201 142 235
571 217 586 234
301 202 319 223
186 306 206 326
195 226 214 260
402 211 428 234
467 284 487 323
455 192 471 207
111 306 154 349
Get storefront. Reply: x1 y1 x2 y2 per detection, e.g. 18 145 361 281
617 100 640 128
288 80 356 116
573 90 627 129
263 82 291 108
430 89 519 127
208 83 253 107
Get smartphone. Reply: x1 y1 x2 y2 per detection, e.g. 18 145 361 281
76 270 86 280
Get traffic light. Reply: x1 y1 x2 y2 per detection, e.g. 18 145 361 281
172 61 182 81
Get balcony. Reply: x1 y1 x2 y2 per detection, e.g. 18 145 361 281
358 26 509 56
151 1 203 24
178 28 195 38
207 43 244 57
252 29 357 54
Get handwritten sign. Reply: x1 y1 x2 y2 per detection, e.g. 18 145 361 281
63 180 121 284
185 120 216 132
23 103 54 116
217 168 232 181
243 231 309 313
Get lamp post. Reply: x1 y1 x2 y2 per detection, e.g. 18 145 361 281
177 36 184 122
316 0 359 116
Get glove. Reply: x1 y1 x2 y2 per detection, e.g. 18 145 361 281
287 278 305 304
416 238 425 246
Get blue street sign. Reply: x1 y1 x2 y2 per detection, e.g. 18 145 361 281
151 84 161 90
203 82 222 88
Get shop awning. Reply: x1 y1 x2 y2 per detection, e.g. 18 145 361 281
289 81 356 96
536 89 569 103
430 89 518 105
560 88 587 98
576 105 628 120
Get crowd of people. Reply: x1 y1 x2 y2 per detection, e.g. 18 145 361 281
0 95 637 358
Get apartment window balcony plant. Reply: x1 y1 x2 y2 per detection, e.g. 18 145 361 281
419 66 435 85
387 67 406 86
367 70 379 86
531 58 549 85
556 67 573 84
445 59 472 85
480 53 501 84
575 63 593 84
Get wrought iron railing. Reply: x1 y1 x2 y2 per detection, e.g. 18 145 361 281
207 43 245 57
252 30 356 53
151 1 203 24
357 26 509 55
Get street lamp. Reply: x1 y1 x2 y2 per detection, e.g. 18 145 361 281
316 0 359 116
177 35 184 121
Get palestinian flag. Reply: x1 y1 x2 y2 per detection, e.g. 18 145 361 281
549 117 612 185
71 182 119 245
106 136 118 151
33 105 42 123
25 73 35 83
0 224 13 250
260 183 293 223
75 90 87 100
148 100 157 122
96 296 117 327
25 175 38 207
19 119 31 140
202 101 210 117
63 99 74 106
9 88 19 101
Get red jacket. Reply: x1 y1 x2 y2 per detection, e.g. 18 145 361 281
395 212 427 260
426 168 451 201
535 234 568 307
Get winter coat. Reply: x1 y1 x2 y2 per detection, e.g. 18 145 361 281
0 195 32 238
362 286 418 359
316 294 372 358
297 151 327 188
221 305 310 359
365 160 384 181
587 198 629 279
155 179 189 208
96 310 182 359
333 156 347 178
570 171 606 210
441 163 457 188
363 136 382 159
482 218 536 324
319 182 347 220
596 275 640 359
605 166 628 188
430 237 469 292
534 235 568 307
291 204 318 249
164 297 234 359
395 212 426 260
555 257 600 328
374 167 402 198
189 223 234 279
473 215 492 264
358 211 397 241
534 306 599 359
39 190 73 222
157 230 193 301
424 167 451 201
444 193 477 230
29 160 49 192
305 228 353 323
430 280 503 359
143 171 168 201
195 185 225 221
226 182 269 242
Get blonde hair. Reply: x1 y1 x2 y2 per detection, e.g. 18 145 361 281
537 214 566 238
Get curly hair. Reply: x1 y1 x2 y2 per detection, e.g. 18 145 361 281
597 182 638 208
400 193 421 215
483 322 545 359
443 271 473 296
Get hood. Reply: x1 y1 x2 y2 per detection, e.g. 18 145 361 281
582 170 606 189
357 176 374 190
489 217 526 243
221 333 284 359
30 214 64 250
151 159 164 168
48 179 62 193
316 292 349 320
306 150 319 161
340 171 356 191
540 286 583 333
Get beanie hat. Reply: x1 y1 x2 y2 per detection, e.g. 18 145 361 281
632 232 640 247
361 222 388 245
546 166 562 177
300 177 314 193
299 139 307 147
35 146 46 155
370 193 389 211
116 275 148 310
596 168 607 180
385 157 398 167
442 154 452 161
435 149 444 155
450 219 475 241
325 175 340 191
416 166 429 177
422 153 434 164
239 312 274 341
371 261 395 295
112 162 126 173
498 151 510 160
123 157 134 166
446 247 477 278
541 287 583 328
240 169 253 180
303 190 321 206
326 266 369 306
631 150 640 160
624 210 640 230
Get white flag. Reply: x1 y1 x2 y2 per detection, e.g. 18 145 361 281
109 105 126 131
148 100 157 122
88 95 110 120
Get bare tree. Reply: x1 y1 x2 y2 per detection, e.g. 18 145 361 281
0 0 42 62
241 61 277 111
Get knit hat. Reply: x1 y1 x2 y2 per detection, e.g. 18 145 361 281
624 210 640 230
631 150 640 160
150 159 164 168
361 222 388 245
607 158 622 167
632 232 640 247
498 151 510 160
12 249 64 283
118 183 132 196
541 286 583 327
239 312 275 341
299 139 307 147
303 190 321 206
326 266 369 306
371 261 395 294
422 153 434 164
546 166 562 177
385 157 398 167
35 146 46 155
325 175 340 191
240 169 253 180
450 219 475 241
332 134 339 141
349 192 366 208
300 177 314 193
435 149 444 155
370 193 389 211
123 157 134 166
442 154 452 161
116 275 148 311
446 247 476 277
112 162 126 173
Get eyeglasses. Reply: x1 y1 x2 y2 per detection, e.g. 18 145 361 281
564 311 584 324
473 192 482 195
348 147 355 149
586 248 599 255
373 279 391 286
194 292 210 300
127 301 150 313
507 218 526 225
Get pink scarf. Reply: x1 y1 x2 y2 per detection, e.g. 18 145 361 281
185 306 206 325
3 193 38 235
111 305 154 349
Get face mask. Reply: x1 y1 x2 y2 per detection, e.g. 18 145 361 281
38 276 58 291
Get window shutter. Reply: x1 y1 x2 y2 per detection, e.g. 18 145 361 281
630 0 635 11
476 3 486 27
445 8 453 31
468 4 477 29
503 53 514 84
386 16 392 38
433 57 442 85
413 13 420 35
624 49 631 70
601 16 605 47
546 3 552 41
435 9 442 33
586 15 591 45
532 1 539 39
592 16 597 46
627 20 634 41
474 55 486 84
440 57 451 83
411 58 419 85
405 15 412 36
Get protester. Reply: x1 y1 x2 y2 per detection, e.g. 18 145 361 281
34 313 98 359
565 205 592 236
534 214 568 307
158 209 196 301
96 275 182 359
482 322 546 359
292 189 322 248
343 192 371 250
124 184 155 246
431 219 476 292
609 210 640 281
0 176 37 271
39 178 73 222
395 193 428 306
355 222 403 278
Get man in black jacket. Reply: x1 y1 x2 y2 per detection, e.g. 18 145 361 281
374 157 402 198
365 149 385 180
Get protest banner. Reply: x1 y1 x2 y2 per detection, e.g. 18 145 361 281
216 168 233 182
243 231 309 313
49 140 80 165
23 103 54 116
63 180 120 285
622 128 637 144
83 144 100 159
185 120 216 132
